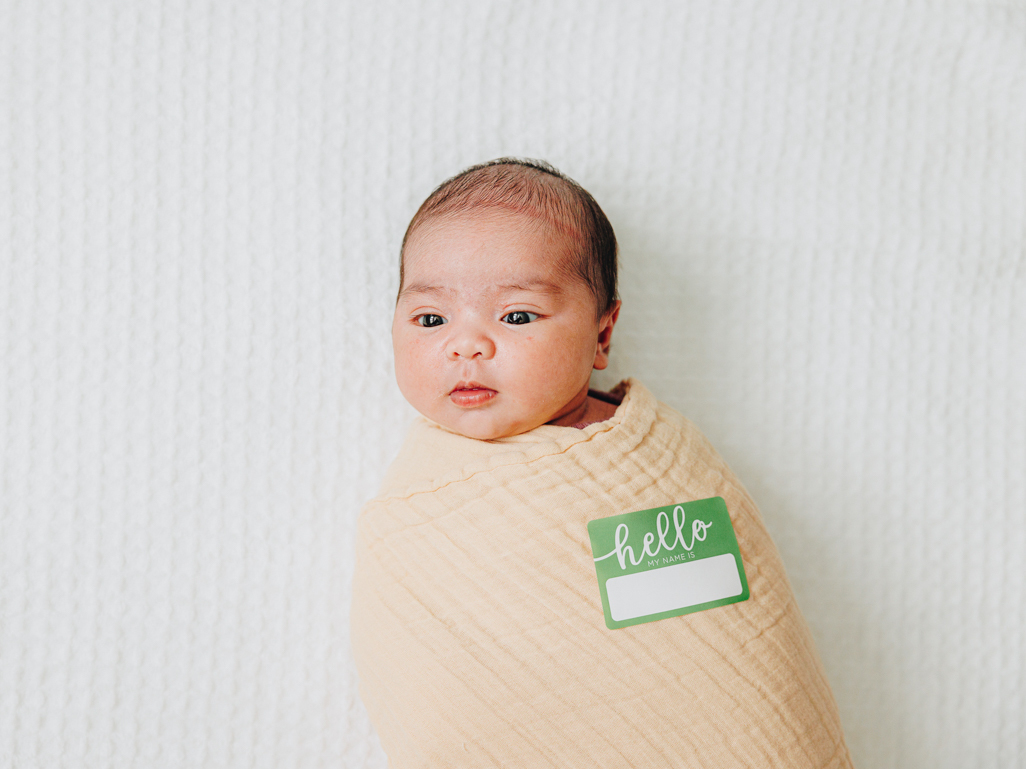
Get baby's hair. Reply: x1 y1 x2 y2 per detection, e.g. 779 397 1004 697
399 158 618 317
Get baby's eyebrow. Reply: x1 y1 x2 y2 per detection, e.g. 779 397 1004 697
400 281 565 298
498 281 565 295
399 284 454 298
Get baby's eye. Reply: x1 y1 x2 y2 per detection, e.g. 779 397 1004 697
501 311 539 325
416 314 447 327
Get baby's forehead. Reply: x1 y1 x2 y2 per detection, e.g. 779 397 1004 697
402 208 584 288
409 207 575 258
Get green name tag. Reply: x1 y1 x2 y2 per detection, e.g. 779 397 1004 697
587 497 750 629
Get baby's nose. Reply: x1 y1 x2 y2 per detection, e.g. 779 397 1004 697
447 328 496 360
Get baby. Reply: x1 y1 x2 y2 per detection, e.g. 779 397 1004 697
352 159 852 769
391 158 622 441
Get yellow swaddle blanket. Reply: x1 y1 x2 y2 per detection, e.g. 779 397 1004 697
351 379 853 768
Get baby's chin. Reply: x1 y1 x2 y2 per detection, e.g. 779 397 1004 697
431 409 545 441
440 419 529 441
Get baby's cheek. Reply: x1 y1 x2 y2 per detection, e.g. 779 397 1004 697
554 330 594 365
399 335 429 367
394 340 427 392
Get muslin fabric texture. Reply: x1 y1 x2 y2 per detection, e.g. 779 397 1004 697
351 380 853 768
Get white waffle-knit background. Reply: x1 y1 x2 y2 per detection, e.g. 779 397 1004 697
1 1 1023 767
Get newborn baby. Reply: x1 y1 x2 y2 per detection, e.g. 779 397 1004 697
391 158 621 440
351 159 853 769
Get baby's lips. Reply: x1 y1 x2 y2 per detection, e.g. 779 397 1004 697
449 384 498 408
450 380 492 394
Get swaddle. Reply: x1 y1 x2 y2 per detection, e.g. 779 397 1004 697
351 379 852 768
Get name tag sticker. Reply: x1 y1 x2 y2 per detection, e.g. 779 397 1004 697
587 497 749 630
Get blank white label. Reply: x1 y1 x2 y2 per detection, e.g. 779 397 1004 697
605 553 744 622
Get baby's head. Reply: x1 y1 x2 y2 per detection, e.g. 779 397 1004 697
392 158 620 440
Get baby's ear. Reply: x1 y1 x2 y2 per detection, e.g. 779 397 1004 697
593 301 621 370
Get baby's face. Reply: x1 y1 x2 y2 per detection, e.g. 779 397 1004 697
393 210 616 440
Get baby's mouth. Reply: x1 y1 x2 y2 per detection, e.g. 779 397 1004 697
449 381 498 408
